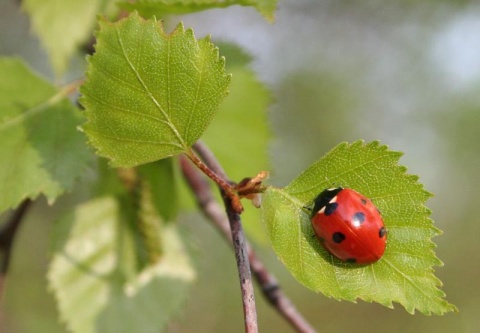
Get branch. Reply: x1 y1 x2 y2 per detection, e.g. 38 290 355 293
223 195 258 333
181 146 258 333
0 199 31 299
181 142 317 333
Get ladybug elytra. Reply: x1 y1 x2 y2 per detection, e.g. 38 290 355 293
310 187 387 264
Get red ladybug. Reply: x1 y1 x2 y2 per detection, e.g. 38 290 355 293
310 187 387 264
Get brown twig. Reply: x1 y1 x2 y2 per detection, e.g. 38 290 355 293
223 195 258 333
183 143 258 333
0 199 31 299
181 142 317 333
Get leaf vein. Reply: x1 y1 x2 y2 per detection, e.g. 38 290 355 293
85 94 171 126
92 64 147 95
383 258 435 303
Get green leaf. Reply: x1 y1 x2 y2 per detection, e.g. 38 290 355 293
0 58 91 212
119 0 278 22
262 141 457 315
81 12 230 167
48 196 195 333
22 0 99 76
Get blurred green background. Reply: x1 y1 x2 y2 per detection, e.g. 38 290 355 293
1 0 479 332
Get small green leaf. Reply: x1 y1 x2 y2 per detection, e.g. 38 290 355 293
81 12 230 167
22 0 99 76
262 141 457 315
120 0 278 22
48 196 195 333
0 58 91 212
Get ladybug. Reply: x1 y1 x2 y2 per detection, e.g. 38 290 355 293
310 187 387 264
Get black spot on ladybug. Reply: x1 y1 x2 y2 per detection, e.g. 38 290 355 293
324 202 338 216
332 232 345 243
360 198 367 205
346 258 357 264
352 212 365 226
379 227 386 238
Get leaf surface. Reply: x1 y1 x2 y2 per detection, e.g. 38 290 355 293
81 13 230 167
262 141 457 314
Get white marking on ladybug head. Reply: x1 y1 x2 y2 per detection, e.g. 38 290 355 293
329 196 338 204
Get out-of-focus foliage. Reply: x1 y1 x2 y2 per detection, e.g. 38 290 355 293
120 0 278 22
48 196 195 333
22 0 99 76
0 58 91 211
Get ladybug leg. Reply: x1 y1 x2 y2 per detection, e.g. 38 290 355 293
302 205 314 216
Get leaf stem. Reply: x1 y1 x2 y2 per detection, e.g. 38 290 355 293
60 78 84 97
185 146 243 213
180 154 317 333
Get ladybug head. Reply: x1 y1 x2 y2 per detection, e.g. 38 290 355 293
310 187 343 218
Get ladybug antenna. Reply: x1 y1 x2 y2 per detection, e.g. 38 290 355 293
323 176 338 189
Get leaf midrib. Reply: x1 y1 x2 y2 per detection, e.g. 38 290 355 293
0 90 62 132
115 25 187 150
